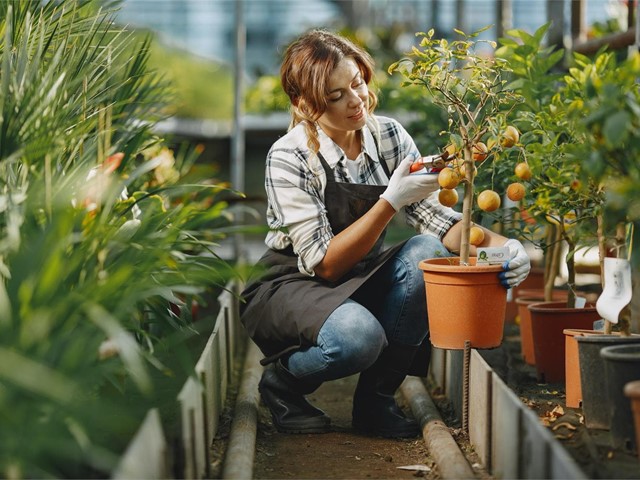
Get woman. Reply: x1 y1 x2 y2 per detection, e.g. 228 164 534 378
240 29 530 438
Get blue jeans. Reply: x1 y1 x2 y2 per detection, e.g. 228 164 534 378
286 234 451 384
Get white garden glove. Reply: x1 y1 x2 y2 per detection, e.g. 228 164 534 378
380 154 440 211
499 238 531 288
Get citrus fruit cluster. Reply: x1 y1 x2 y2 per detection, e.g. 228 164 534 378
434 126 531 245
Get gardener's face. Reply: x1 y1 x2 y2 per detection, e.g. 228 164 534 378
317 57 368 135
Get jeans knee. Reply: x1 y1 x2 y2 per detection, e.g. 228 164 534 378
402 234 449 266
327 302 387 370
346 319 386 368
396 236 449 287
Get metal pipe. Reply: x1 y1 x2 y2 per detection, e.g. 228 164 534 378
496 0 512 39
401 377 476 480
221 340 263 480
232 0 246 261
635 0 640 53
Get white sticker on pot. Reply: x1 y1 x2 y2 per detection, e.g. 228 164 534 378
574 297 587 308
596 257 632 324
477 247 510 265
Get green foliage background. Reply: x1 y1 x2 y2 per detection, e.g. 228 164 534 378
0 1 242 476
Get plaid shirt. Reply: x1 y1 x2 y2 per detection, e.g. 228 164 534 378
264 115 462 276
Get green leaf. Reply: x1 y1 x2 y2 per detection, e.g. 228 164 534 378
532 23 551 44
603 110 631 146
86 303 152 393
0 346 79 402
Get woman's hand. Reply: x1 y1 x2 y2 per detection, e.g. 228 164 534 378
499 239 531 288
380 154 440 211
315 154 441 282
442 224 531 289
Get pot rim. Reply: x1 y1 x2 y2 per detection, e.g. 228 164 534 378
576 333 640 344
516 296 548 305
419 256 503 273
563 328 607 337
624 380 640 398
527 300 596 313
600 343 640 361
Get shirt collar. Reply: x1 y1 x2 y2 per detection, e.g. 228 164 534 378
315 119 380 169
361 120 380 164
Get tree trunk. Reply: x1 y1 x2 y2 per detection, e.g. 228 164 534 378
544 224 562 302
459 155 474 265
565 235 576 308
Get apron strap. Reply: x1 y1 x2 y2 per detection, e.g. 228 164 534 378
370 133 391 180
317 152 335 184
317 134 391 181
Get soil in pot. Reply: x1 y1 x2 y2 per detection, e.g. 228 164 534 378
601 343 640 454
529 301 601 383
577 334 640 430
419 257 506 350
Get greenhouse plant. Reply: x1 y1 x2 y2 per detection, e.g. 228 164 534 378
0 1 242 477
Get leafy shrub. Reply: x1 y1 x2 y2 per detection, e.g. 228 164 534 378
0 1 242 476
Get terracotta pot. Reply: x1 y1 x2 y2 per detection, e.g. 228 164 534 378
623 380 640 458
515 287 563 301
529 301 601 383
419 257 507 350
601 344 640 453
577 334 640 430
563 329 601 408
516 290 569 365
505 266 545 324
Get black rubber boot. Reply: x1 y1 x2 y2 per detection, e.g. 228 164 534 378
352 344 421 438
259 360 331 434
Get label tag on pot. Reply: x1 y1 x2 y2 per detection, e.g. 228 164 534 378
596 257 632 324
574 297 587 308
477 247 510 265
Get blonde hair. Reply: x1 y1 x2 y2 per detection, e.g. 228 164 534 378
280 29 378 154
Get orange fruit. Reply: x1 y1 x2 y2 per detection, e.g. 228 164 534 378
501 125 520 147
449 158 463 172
438 168 461 189
469 226 485 246
442 144 458 160
438 188 458 207
477 189 501 212
506 182 526 201
472 142 488 162
514 162 532 181
459 162 477 180
409 161 425 173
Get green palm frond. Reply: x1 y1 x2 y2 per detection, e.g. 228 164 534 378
0 0 168 175
0 1 244 476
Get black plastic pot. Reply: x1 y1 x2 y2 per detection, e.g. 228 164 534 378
600 343 640 453
577 334 640 430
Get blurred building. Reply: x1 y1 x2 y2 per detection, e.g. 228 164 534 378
113 0 341 77
113 0 620 77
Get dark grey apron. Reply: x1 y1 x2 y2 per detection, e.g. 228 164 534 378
241 150 430 375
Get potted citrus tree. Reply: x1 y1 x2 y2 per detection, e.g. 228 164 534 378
509 44 637 398
481 25 571 365
500 43 612 384
569 49 640 437
389 26 528 349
